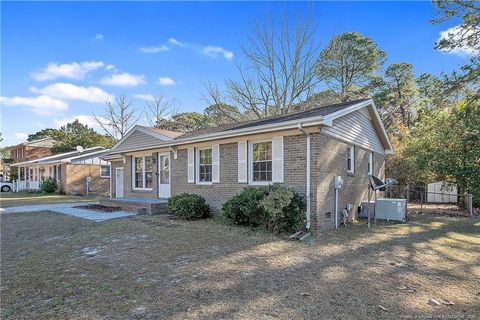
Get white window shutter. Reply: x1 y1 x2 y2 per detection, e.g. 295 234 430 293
272 136 284 183
238 141 247 183
212 144 220 183
187 147 195 183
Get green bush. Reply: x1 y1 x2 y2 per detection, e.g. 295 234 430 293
168 193 210 220
41 177 58 193
221 186 269 226
222 184 306 234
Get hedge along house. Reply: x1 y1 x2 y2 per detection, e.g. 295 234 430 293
103 99 393 231
11 146 111 195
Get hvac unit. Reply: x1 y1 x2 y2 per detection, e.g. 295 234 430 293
359 201 375 218
374 198 407 222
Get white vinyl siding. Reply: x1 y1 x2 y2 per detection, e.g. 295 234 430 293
323 108 384 154
237 141 248 183
115 130 163 153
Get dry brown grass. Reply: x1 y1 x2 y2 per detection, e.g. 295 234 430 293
1 211 479 319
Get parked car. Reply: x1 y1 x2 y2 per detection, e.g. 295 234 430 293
1 182 13 192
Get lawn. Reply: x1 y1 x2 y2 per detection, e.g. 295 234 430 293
1 212 479 319
0 192 98 207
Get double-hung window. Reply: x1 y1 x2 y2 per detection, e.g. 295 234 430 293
347 146 355 174
197 148 212 183
133 155 153 189
252 141 272 183
100 165 111 178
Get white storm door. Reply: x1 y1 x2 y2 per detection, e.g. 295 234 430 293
115 168 124 198
158 153 171 198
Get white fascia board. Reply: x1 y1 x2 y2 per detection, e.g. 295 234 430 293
105 116 327 155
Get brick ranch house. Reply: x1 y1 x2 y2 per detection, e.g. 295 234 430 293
11 147 111 195
103 99 393 231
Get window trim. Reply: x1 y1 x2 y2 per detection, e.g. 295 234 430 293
196 147 213 185
249 139 273 185
368 151 374 176
132 155 153 191
347 145 355 174
100 165 111 178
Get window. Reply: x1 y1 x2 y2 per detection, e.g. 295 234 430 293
197 148 212 183
132 155 153 189
368 152 374 176
100 165 111 178
252 141 272 182
347 146 355 173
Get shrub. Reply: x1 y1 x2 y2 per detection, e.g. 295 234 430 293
259 185 306 233
168 193 210 220
222 184 306 234
41 177 58 193
221 186 269 226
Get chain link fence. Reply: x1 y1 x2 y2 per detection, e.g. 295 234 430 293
384 185 475 218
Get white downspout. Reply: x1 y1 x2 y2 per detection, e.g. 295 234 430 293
297 123 311 230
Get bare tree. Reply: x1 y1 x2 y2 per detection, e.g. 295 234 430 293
94 94 141 140
210 12 319 119
143 96 177 127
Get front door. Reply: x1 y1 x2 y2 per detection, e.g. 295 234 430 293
115 168 124 198
158 153 171 198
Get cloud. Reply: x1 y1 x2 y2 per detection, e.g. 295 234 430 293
202 46 234 60
134 94 156 101
169 38 187 47
94 33 104 41
30 83 113 103
0 95 68 115
53 115 105 132
437 25 479 56
14 132 28 140
31 61 105 81
140 45 169 53
158 77 176 86
100 72 146 87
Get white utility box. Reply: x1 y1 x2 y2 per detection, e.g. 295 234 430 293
374 198 407 222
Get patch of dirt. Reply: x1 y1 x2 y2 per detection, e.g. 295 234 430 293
1 212 479 319
73 204 122 212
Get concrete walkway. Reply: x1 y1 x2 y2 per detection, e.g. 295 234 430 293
0 202 134 222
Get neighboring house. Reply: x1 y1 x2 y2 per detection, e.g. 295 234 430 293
11 146 111 195
103 99 393 231
10 137 55 162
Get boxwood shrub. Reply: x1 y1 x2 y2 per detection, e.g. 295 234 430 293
168 193 210 220
221 184 306 234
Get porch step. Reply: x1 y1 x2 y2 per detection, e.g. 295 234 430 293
99 198 169 215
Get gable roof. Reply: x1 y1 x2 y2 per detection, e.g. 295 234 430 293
105 99 393 156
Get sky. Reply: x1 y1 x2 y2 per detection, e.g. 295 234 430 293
0 1 469 146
